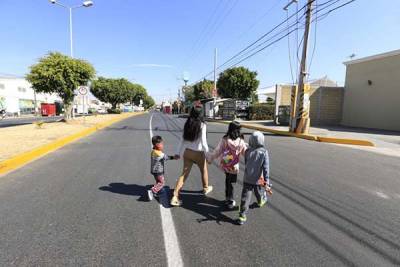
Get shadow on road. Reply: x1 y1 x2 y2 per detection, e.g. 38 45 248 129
98 183 172 208
99 182 150 202
178 190 238 225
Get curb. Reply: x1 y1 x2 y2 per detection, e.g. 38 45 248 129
0 112 146 176
207 119 374 147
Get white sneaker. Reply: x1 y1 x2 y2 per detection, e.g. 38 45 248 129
203 185 213 195
228 200 236 209
147 190 153 201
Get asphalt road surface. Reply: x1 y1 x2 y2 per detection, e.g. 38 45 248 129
0 116 63 128
0 112 399 266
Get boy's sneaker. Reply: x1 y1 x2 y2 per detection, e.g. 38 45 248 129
203 185 213 195
147 190 154 201
227 200 236 209
258 198 267 208
170 196 182 207
237 215 247 225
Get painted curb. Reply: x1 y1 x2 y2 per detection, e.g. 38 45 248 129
207 119 374 147
0 112 146 176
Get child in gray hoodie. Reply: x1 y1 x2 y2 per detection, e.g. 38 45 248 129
237 131 272 225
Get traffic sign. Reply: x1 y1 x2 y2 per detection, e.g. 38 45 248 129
78 86 89 96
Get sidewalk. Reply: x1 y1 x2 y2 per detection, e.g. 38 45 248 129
245 120 400 157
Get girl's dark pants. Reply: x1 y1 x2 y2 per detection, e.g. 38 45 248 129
225 173 237 201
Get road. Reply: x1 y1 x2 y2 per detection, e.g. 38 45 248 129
0 112 399 266
0 116 63 128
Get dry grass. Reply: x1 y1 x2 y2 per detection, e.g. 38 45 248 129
0 114 125 162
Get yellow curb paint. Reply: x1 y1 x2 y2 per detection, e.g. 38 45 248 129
316 137 374 147
208 119 374 146
0 112 146 176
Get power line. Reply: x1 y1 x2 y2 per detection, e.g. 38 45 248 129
195 0 356 84
220 0 281 57
212 1 312 74
308 0 318 82
181 0 224 69
286 0 296 84
185 0 238 71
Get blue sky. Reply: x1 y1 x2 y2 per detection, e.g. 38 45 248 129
1 0 399 103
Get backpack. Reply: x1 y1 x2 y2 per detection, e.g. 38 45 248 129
220 139 241 172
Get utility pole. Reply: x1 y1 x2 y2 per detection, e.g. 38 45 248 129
291 0 313 133
213 48 217 119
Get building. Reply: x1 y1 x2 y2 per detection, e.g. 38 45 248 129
342 49 400 131
257 86 276 103
0 75 60 116
274 76 344 126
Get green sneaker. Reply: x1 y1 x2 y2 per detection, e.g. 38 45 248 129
258 198 267 208
237 215 247 225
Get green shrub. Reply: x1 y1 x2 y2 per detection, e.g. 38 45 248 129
107 108 121 114
249 103 274 120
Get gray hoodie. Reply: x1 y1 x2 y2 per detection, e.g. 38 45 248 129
243 131 270 185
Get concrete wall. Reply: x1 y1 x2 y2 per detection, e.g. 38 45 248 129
342 53 400 131
310 87 344 126
276 85 344 126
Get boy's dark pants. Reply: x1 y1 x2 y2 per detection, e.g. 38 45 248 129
225 173 237 201
239 182 265 217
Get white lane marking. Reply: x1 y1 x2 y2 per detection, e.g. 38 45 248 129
375 191 390 199
149 112 184 267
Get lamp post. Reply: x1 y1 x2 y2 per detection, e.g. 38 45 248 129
49 0 93 118
49 0 94 58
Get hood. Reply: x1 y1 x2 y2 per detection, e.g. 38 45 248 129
249 131 265 148
226 137 244 149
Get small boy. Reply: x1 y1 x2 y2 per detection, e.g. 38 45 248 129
237 131 272 225
148 135 176 201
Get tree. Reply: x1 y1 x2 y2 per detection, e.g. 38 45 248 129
193 79 213 100
26 52 95 120
183 86 196 103
143 94 155 109
131 84 147 106
217 66 259 99
91 77 136 110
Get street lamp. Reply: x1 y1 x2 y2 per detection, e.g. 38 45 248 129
49 0 94 58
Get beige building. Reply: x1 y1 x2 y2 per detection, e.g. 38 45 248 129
274 77 344 126
342 49 400 131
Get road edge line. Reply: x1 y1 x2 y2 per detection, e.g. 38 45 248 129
0 112 146 176
149 112 184 267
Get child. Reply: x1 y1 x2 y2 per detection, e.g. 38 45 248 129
148 135 176 201
237 131 272 225
207 121 247 209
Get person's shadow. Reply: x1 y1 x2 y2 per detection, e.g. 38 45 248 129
99 183 150 201
99 183 171 208
99 184 238 224
179 190 238 225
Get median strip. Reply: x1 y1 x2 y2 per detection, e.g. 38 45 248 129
0 112 145 176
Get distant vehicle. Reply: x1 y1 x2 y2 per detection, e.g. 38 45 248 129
218 99 250 120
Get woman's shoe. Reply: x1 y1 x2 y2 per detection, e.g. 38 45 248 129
170 196 182 207
203 185 213 195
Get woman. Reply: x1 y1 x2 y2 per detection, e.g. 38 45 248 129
171 103 213 207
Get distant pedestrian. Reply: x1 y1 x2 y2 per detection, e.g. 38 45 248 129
237 131 272 225
148 135 177 201
207 121 247 209
171 103 213 207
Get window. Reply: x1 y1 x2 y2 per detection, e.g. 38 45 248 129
0 83 5 90
18 87 26 93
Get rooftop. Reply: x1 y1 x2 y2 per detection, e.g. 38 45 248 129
343 49 400 65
